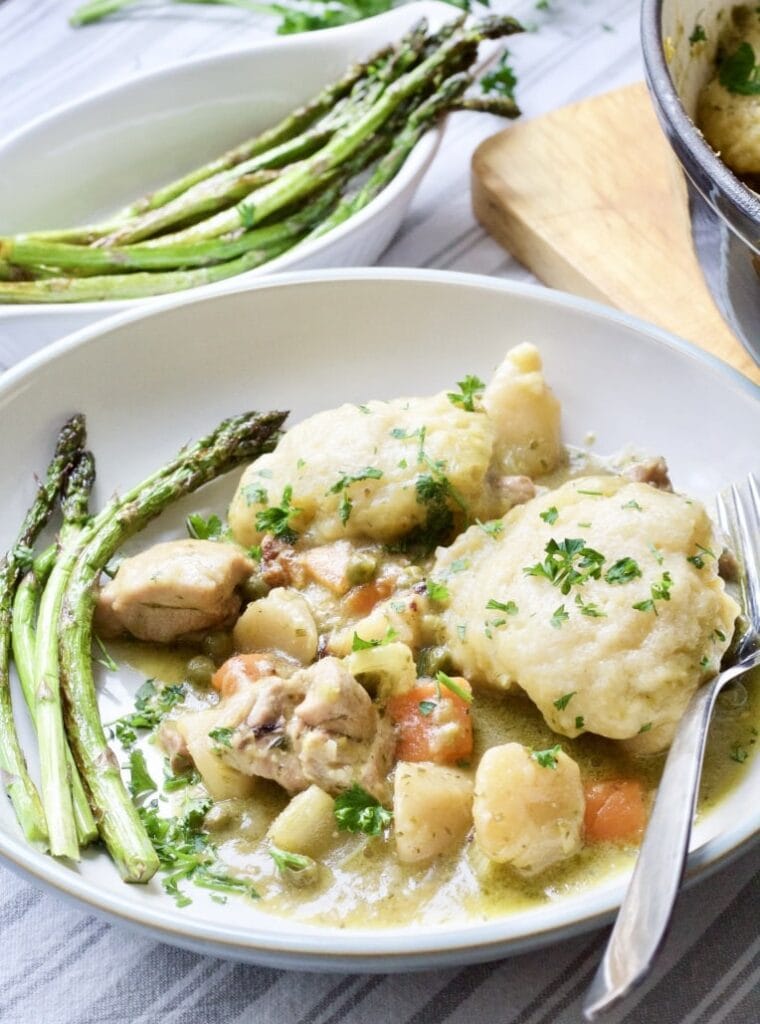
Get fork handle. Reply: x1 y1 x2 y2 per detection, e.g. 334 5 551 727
583 655 759 1020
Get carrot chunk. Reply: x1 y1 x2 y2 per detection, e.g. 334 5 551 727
584 779 647 843
343 577 395 616
212 653 276 697
388 679 473 765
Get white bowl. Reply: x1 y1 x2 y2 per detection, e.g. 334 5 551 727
0 2 454 365
0 268 758 971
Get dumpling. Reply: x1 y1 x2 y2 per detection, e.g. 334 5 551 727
435 475 738 750
228 345 562 549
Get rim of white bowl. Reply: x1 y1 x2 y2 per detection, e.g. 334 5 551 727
0 267 758 965
0 2 454 322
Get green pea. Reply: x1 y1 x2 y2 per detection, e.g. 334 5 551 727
240 572 270 604
346 552 378 586
201 631 233 665
186 654 217 688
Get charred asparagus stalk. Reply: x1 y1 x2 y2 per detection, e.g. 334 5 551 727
57 410 286 881
30 452 98 857
0 416 86 843
0 16 524 302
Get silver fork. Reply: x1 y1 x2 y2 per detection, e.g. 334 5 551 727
584 474 760 1019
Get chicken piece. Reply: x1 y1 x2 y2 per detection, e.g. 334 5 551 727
624 456 672 491
96 539 254 644
295 658 376 740
219 657 394 799
473 743 584 876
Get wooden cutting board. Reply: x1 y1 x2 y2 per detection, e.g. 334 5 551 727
471 81 760 385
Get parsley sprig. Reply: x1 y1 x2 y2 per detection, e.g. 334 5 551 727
447 374 485 412
334 784 392 835
524 537 605 594
140 797 258 907
109 680 185 748
328 467 383 525
255 484 302 543
480 49 518 101
719 42 760 95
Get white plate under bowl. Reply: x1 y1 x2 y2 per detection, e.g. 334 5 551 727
0 2 454 366
0 269 758 971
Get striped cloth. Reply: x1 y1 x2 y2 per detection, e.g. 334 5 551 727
0 1 758 1022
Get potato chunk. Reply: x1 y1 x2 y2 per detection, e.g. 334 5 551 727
175 688 258 800
393 761 473 863
473 743 584 876
268 785 337 857
233 587 317 664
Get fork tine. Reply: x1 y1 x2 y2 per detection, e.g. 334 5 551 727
731 477 760 640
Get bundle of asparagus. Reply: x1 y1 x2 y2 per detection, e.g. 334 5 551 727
1 409 286 881
0 15 522 304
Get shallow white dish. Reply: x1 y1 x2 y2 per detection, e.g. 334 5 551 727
0 268 758 971
0 2 453 366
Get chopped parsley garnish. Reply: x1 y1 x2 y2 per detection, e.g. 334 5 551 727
622 499 643 511
450 558 470 573
351 627 398 652
447 374 485 412
186 512 224 540
604 557 642 585
553 692 576 711
436 671 472 703
163 760 201 793
208 727 234 748
486 598 519 615
426 579 450 603
477 518 504 538
140 797 258 907
689 23 707 45
128 749 156 798
713 629 727 643
576 489 604 497
574 593 606 617
242 485 268 507
719 42 760 95
109 680 185 749
687 545 715 570
328 467 383 525
540 506 559 524
700 656 711 670
418 700 437 717
649 543 664 565
255 484 301 542
633 571 673 616
550 604 569 628
480 49 518 102
531 745 561 769
575 715 585 730
334 784 392 835
269 846 315 875
639 722 652 734
94 634 119 672
730 743 749 764
525 537 605 594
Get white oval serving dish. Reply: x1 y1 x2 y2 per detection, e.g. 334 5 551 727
0 2 454 365
0 268 758 971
